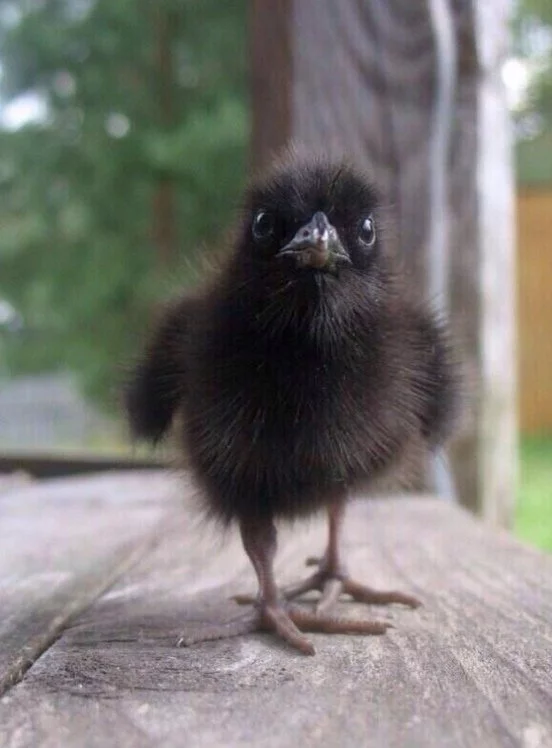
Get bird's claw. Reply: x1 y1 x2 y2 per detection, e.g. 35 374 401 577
233 567 420 613
279 556 422 612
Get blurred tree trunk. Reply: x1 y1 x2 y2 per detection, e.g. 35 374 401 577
152 3 177 269
249 0 517 525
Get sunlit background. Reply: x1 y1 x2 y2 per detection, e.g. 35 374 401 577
0 1 550 549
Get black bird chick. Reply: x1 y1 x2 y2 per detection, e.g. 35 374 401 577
126 156 459 655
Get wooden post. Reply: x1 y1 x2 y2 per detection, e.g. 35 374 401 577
474 0 517 526
250 0 293 173
249 0 517 524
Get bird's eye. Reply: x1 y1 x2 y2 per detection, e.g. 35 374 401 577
252 210 275 241
359 215 376 247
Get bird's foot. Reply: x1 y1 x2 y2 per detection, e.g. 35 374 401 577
177 599 391 656
293 556 422 613
233 556 421 614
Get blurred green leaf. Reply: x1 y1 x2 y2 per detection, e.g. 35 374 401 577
0 0 248 406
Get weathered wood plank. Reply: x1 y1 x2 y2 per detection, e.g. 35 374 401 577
0 451 165 479
0 471 33 495
0 471 178 696
1 472 550 747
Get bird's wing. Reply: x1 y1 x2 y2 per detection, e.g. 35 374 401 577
124 295 199 443
409 310 459 447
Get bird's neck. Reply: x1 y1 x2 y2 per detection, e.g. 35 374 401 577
223 264 384 358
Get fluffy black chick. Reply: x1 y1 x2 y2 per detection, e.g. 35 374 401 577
125 156 459 655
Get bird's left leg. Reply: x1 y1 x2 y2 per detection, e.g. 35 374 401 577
234 500 421 614
289 500 421 613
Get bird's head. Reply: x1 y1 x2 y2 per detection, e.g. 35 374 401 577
237 157 382 279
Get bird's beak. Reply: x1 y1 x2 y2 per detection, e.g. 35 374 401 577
277 212 350 270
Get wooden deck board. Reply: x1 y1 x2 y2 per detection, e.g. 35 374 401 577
0 471 178 696
0 472 551 747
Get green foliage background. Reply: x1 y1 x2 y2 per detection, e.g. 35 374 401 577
1 0 551 409
514 0 552 184
517 436 552 551
0 0 248 406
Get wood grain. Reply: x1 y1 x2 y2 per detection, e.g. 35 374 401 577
0 471 550 747
0 471 178 696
